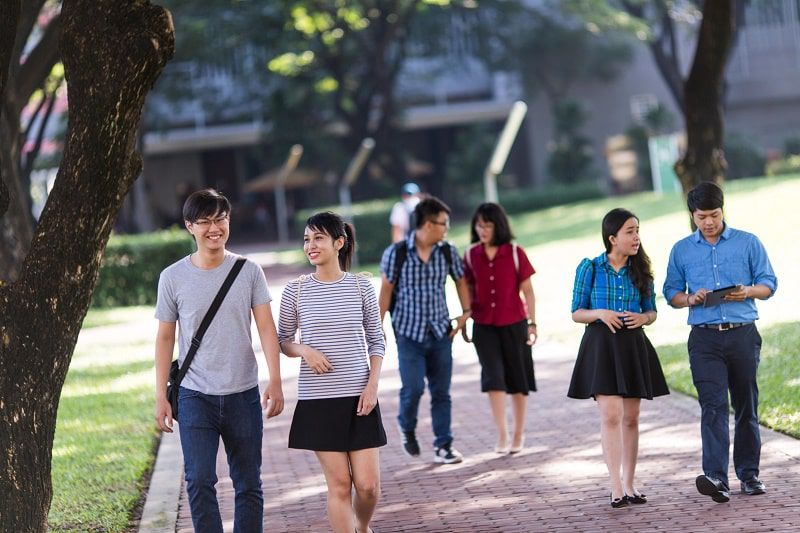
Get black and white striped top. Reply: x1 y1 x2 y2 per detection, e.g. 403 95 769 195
278 272 385 400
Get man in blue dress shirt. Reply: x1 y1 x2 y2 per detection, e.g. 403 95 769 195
664 181 777 503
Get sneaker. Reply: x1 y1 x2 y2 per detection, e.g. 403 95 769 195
400 429 420 457
434 443 463 464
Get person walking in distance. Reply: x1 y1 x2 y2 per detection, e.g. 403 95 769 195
462 202 538 455
379 196 471 464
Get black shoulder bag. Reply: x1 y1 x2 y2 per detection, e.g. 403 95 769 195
166 258 247 420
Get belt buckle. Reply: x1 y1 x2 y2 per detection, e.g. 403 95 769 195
718 323 731 331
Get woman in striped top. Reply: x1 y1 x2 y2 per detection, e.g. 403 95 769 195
279 211 386 533
567 208 669 509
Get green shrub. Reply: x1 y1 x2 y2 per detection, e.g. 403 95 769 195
495 181 604 215
92 228 195 308
765 155 800 177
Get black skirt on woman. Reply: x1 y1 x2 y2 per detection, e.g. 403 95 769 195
289 395 387 452
568 321 669 400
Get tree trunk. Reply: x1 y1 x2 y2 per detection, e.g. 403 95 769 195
0 1 174 530
674 0 735 196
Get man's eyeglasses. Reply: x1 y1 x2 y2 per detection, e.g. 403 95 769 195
430 219 450 229
193 215 229 228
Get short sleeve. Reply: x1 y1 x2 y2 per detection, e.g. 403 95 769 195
154 270 178 322
463 247 475 286
389 202 407 227
570 258 594 312
248 260 272 308
515 245 535 282
448 243 465 280
380 243 398 281
641 281 657 313
278 280 299 344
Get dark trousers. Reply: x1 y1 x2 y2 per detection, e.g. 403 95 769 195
396 333 454 448
688 324 762 486
178 386 264 533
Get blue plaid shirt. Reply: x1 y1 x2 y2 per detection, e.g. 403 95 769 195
663 224 777 325
571 253 656 313
380 232 465 342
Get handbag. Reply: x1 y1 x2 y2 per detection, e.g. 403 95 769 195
166 257 247 421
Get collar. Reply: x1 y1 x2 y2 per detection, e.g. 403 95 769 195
692 222 731 244
599 252 629 272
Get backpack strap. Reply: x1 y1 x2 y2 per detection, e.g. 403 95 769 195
391 241 408 285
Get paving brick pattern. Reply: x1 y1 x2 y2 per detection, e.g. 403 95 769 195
173 337 800 533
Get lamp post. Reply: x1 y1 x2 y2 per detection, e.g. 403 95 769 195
338 138 375 267
275 144 303 244
484 100 527 203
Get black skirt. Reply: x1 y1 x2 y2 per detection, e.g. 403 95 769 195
288 396 387 452
472 320 536 394
568 322 669 400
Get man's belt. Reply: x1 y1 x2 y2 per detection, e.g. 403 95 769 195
693 322 752 331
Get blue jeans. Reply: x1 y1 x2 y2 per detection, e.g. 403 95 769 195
178 386 263 533
396 333 454 448
688 324 762 487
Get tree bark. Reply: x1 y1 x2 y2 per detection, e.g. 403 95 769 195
0 0 174 530
674 0 734 196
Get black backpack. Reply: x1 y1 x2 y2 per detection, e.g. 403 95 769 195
388 241 454 314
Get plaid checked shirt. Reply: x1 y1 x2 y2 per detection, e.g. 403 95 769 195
380 232 465 342
571 253 656 314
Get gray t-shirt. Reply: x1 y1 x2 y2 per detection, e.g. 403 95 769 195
155 252 271 395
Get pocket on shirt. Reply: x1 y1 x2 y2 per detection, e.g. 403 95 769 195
716 258 752 287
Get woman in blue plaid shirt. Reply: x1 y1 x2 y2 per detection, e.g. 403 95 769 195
567 208 669 509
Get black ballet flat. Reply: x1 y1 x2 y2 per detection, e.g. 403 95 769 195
610 494 629 508
625 492 647 504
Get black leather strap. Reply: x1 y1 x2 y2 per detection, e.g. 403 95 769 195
174 258 247 386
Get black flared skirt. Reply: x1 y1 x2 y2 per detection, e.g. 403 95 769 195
567 322 670 400
288 395 387 452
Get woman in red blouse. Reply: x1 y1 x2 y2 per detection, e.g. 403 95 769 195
463 203 537 454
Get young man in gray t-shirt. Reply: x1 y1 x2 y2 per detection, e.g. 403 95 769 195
154 188 283 533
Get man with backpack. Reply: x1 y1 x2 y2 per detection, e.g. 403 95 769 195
154 188 284 532
379 196 471 464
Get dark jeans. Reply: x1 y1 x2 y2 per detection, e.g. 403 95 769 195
396 333 454 448
178 385 263 533
688 324 762 486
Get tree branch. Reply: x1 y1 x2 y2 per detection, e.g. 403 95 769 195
0 0 22 218
15 13 62 114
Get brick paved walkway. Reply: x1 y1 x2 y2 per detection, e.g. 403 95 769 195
161 334 800 532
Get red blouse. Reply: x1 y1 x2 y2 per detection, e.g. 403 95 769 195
463 242 535 326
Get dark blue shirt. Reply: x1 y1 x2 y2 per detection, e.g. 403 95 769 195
663 225 777 325
380 232 465 342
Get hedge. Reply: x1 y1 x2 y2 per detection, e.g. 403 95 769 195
92 228 195 308
296 182 605 265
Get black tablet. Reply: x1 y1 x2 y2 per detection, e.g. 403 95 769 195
702 285 739 307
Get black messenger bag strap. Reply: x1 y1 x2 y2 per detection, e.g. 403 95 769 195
174 257 247 386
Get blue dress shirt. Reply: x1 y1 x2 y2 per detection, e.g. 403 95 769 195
663 224 777 325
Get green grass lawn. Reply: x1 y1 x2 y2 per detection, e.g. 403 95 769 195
658 321 800 439
49 308 157 532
